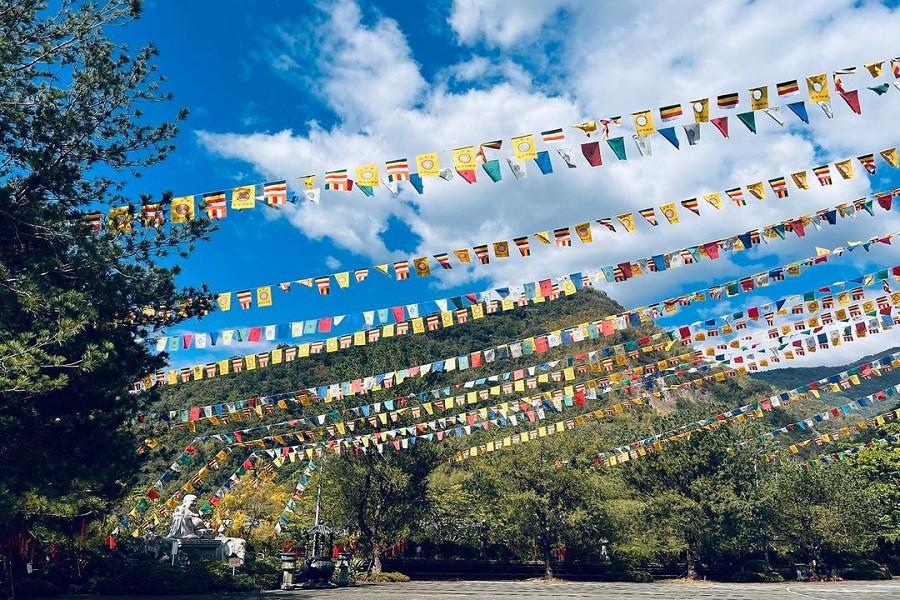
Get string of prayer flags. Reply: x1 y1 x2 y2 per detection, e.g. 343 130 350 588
142 231 898 389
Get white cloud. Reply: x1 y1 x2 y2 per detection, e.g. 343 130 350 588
194 0 900 315
448 0 575 48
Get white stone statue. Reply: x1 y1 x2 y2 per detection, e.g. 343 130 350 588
166 495 211 539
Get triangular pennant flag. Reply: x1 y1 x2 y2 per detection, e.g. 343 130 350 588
506 158 527 179
606 137 626 160
683 123 700 145
409 173 424 194
456 169 477 184
737 111 756 133
438 168 454 181
658 126 679 149
711 116 729 138
869 83 890 95
786 101 809 123
817 101 833 119
633 135 651 157
534 150 553 174
880 147 898 167
762 106 784 126
358 184 375 197
582 141 603 166
556 147 577 168
839 90 861 114
381 178 398 195
481 160 502 182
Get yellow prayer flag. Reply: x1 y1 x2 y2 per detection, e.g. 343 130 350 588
353 330 366 346
441 310 454 327
231 185 256 209
325 337 338 352
216 292 232 311
471 303 484 319
413 257 431 276
691 98 709 123
256 286 273 308
334 271 350 288
631 109 655 136
452 146 478 170
791 171 809 189
108 206 133 232
511 134 538 160
617 212 636 232
880 147 898 167
574 222 593 243
170 195 195 223
864 61 884 77
355 164 380 187
416 152 440 177
806 73 830 103
834 159 854 179
411 317 425 334
217 359 229 375
747 181 766 200
703 192 722 209
245 354 257 370
660 202 679 224
749 85 769 110
303 175 316 189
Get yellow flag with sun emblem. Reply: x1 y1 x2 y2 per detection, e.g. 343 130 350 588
355 164 380 187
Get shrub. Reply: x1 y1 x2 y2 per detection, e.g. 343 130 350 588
356 571 411 583
89 558 280 595
13 578 61 598
841 559 891 581
731 559 784 583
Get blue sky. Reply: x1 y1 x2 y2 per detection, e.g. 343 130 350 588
114 0 900 372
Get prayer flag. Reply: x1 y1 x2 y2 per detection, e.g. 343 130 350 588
203 191 227 219
231 185 255 209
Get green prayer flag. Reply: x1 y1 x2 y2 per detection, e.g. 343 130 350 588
606 136 626 160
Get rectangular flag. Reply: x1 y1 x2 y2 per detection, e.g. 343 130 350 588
453 146 478 170
541 128 566 143
777 79 800 97
512 134 538 160
171 195 195 223
716 92 739 109
203 191 227 219
806 73 830 103
264 181 288 206
691 98 709 123
749 86 769 110
325 169 350 191
416 153 440 177
659 103 683 122
355 164 380 187
386 158 411 181
231 185 256 209
631 110 655 136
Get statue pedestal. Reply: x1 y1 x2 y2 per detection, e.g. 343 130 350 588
163 537 225 566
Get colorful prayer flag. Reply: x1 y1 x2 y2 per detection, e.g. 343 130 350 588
638 207 658 226
769 177 788 198
681 198 700 215
858 154 876 175
554 227 572 247
790 171 809 190
747 182 765 200
659 103 683 121
725 187 745 206
413 257 431 276
263 180 288 206
807 73 830 103
203 191 227 219
384 158 411 182
813 165 832 185
541 128 565 143
660 202 679 224
325 169 350 191
256 286 273 308
617 213 637 232
777 79 800 96
717 92 739 109
453 146 478 170
514 236 531 256
881 147 898 167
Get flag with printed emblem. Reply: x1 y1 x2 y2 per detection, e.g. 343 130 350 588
881 147 898 167
231 185 255 209
256 286 272 308
413 257 431 276
355 164 380 187
574 222 592 243
747 182 765 199
171 195 195 223
791 171 809 190
617 212 637 232
834 159 854 179
416 153 440 177
512 134 537 160
691 98 709 122
660 202 679 224
493 241 510 258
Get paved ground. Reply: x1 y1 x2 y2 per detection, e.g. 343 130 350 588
91 579 900 599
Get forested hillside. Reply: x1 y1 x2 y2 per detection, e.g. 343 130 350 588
125 288 900 579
